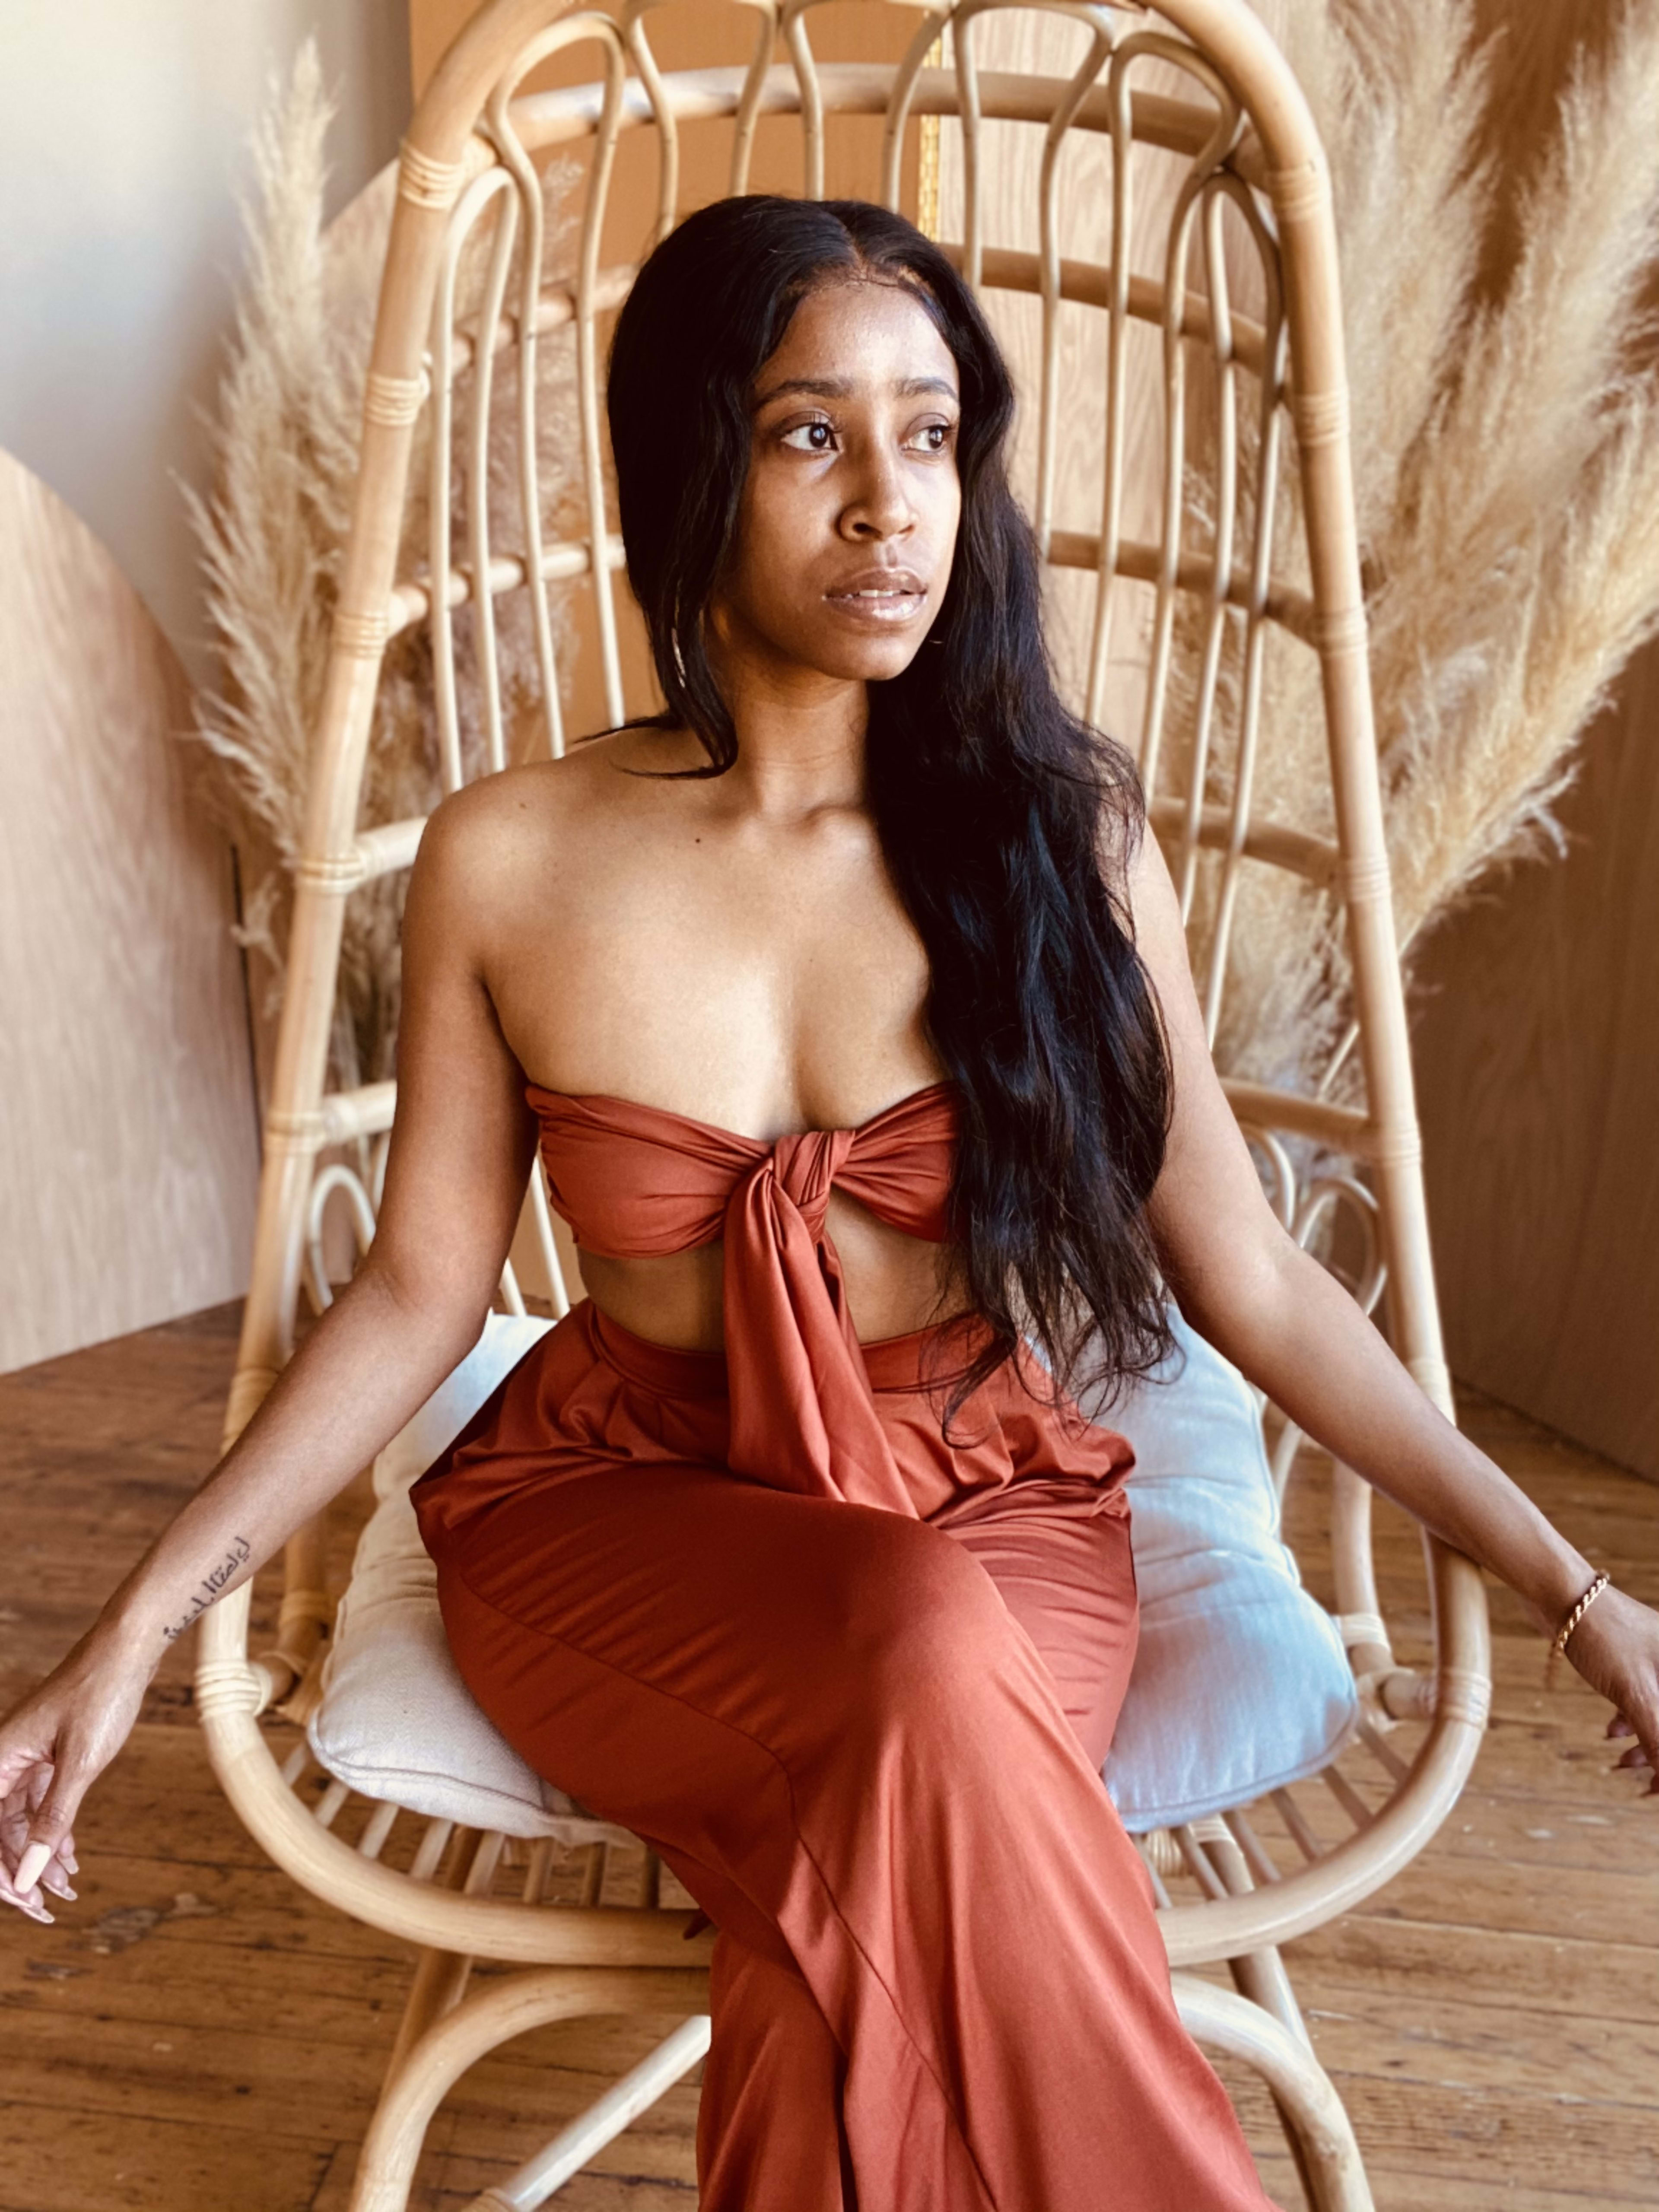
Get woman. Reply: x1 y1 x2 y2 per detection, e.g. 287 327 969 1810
2 197 1654 2209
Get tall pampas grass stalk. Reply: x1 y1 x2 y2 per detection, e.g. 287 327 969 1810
1374 9 1659 943
186 42 578 1090
1204 1 1659 1093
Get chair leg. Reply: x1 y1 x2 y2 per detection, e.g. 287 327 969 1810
1172 1974 1374 2212
459 2015 711 2212
1227 1945 1322 2207
345 1965 711 2212
381 1827 490 2084
1198 1826 1324 2204
1227 1941 1311 2050
384 1942 475 2086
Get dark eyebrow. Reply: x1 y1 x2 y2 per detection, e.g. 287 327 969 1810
753 373 960 408
756 376 854 404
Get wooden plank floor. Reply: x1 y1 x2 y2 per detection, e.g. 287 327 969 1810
2 1302 1656 2210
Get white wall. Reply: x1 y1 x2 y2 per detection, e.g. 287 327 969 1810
0 0 411 686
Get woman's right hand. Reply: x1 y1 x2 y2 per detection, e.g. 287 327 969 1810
0 1627 151 1924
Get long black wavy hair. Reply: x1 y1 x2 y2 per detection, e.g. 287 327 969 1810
607 195 1174 1411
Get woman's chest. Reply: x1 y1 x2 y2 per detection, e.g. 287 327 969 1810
486 815 942 1122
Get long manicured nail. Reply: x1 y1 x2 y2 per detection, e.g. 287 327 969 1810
14 1840 52 1896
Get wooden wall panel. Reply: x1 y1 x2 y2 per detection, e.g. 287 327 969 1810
1413 642 1659 1480
1409 1 1658 1479
0 451 259 1373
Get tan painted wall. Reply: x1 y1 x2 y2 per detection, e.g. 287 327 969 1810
0 453 260 1373
2 0 411 692
0 7 413 1362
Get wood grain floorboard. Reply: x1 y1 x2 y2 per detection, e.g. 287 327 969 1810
1 1301 1656 2210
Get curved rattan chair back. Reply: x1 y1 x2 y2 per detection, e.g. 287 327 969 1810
196 0 1490 2179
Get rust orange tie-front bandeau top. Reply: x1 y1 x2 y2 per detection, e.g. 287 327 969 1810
525 1079 960 1517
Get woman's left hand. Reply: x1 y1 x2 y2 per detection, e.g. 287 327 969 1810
1559 1586 1659 1796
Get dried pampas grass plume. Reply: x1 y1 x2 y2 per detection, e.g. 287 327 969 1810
1207 1 1659 1094
186 41 579 1090
1376 7 1659 944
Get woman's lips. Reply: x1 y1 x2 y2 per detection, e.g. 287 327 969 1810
824 570 928 623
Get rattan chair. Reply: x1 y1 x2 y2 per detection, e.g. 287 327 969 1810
194 3 1491 2206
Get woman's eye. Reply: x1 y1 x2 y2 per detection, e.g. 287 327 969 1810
781 420 836 452
909 421 955 455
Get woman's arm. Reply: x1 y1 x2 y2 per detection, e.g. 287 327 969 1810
1127 827 1659 1790
0 794 540 1918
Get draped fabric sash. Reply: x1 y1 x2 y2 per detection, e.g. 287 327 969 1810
528 1082 959 1516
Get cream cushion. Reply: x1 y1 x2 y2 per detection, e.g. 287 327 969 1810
307 1314 619 1842
310 1310 1357 1836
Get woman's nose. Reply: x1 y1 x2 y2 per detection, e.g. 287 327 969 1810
839 444 914 540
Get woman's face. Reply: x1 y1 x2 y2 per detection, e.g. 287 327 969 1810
712 276 963 687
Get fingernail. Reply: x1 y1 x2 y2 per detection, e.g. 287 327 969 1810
14 1841 52 1896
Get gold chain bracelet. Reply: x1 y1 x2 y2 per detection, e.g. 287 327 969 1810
1545 1570 1611 1684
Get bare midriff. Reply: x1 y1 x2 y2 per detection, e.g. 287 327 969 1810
576 1189 965 1352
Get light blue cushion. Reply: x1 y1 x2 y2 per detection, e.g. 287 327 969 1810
1092 1311 1358 1832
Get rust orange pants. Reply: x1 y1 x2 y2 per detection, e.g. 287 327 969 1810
413 1302 1275 2211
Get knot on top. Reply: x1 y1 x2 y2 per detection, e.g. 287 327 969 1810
524 1079 958 1516
766 1127 855 1238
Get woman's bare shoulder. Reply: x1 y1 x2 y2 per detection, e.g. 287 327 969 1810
413 734 655 890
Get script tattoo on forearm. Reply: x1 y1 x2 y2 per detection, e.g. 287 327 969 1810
161 1535 254 1643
